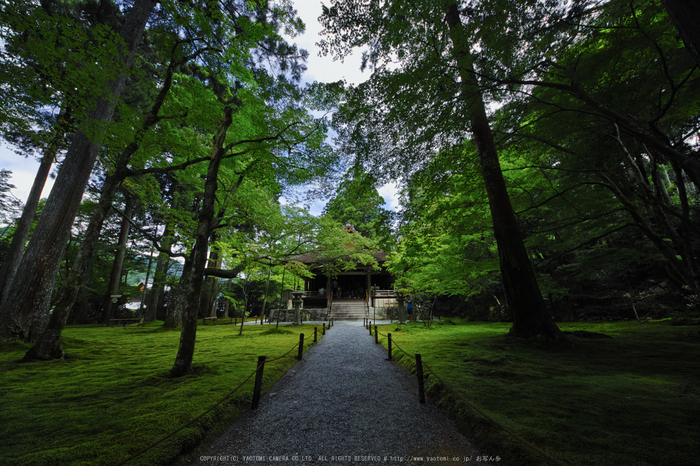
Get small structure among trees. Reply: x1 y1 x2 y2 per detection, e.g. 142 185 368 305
287 226 397 320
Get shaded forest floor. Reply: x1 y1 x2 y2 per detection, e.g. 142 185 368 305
376 319 700 466
0 321 320 465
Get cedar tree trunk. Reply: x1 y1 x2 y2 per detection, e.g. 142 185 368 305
24 170 127 359
102 195 135 324
0 108 69 303
445 3 564 340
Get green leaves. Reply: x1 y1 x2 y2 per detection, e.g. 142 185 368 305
322 167 395 250
0 0 124 147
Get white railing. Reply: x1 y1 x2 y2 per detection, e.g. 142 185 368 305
371 289 397 297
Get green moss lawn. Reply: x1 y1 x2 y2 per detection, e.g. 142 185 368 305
374 320 700 466
0 321 321 466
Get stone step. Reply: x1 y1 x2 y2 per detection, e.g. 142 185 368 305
330 303 369 320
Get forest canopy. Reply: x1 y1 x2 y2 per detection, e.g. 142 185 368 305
0 0 698 364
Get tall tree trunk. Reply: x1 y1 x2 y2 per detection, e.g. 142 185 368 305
200 234 220 318
102 195 135 324
208 274 220 317
148 230 172 322
170 105 234 377
163 274 185 329
0 108 70 303
138 247 155 317
224 295 230 319
259 264 271 325
445 3 564 340
0 0 157 342
23 172 128 359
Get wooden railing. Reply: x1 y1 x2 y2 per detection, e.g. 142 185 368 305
371 289 398 298
300 290 327 298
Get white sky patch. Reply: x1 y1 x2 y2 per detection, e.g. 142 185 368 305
0 144 55 204
377 182 400 211
294 0 368 87
308 198 326 216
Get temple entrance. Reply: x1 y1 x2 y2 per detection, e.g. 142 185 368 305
291 249 395 317
330 274 366 300
306 272 393 298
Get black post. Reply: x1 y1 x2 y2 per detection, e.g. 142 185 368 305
416 354 425 404
314 326 318 343
369 321 372 335
374 325 378 344
251 355 266 409
297 333 304 360
322 323 326 335
387 333 393 360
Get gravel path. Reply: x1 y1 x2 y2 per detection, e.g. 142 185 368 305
193 321 479 466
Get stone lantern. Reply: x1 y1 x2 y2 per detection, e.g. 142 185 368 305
292 287 304 326
396 289 407 324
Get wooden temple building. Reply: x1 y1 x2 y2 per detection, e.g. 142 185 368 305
285 246 398 320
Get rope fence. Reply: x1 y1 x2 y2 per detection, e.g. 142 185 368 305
370 326 568 466
116 325 329 466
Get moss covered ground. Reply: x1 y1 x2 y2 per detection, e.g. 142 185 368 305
374 320 700 466
0 321 322 466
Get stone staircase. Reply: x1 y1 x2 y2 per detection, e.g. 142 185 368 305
330 300 368 320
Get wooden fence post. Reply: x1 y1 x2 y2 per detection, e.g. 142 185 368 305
416 354 426 404
387 333 393 360
297 333 304 361
251 356 266 409
374 325 378 344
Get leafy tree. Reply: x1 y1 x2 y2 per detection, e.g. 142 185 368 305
0 0 158 343
0 0 126 303
492 0 700 295
386 0 699 322
0 170 22 229
323 166 395 250
388 155 498 299
320 0 569 338
20 36 210 358
164 4 341 373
